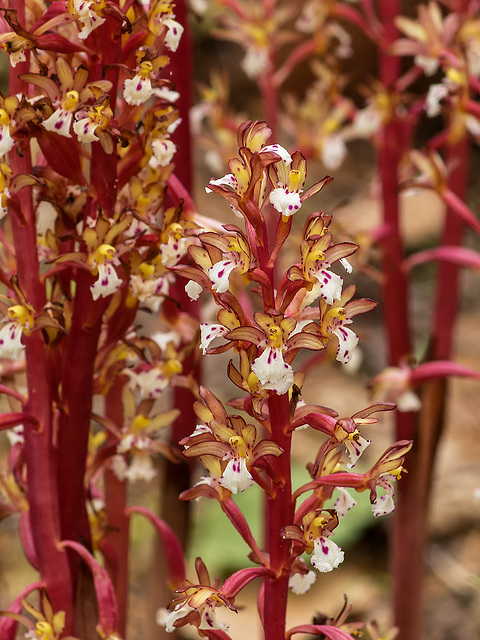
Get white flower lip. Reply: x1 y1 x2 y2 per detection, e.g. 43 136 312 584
311 536 344 573
251 346 294 395
288 570 317 595
313 268 343 305
199 323 229 354
42 108 74 138
149 138 177 168
0 322 24 360
90 263 123 301
333 325 359 365
185 279 203 300
0 124 15 156
73 116 99 143
209 260 237 293
218 456 254 494
269 188 302 217
124 75 153 106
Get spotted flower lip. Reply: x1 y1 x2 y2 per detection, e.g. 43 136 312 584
90 258 123 301
149 138 177 168
269 187 302 216
218 454 254 493
124 74 153 106
318 284 376 365
181 411 282 495
42 107 75 137
311 535 344 573
283 510 344 573
371 475 396 517
205 173 236 193
0 321 24 360
200 323 230 354
251 346 294 395
69 0 106 40
261 143 293 165
208 260 238 293
73 115 99 142
123 59 158 107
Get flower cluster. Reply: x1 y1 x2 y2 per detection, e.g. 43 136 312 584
0 0 202 637
167 120 413 640
181 387 282 495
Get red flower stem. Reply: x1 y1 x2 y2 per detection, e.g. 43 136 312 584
168 0 193 197
433 136 469 360
394 72 472 640
56 271 106 552
163 0 198 471
148 4 198 636
7 9 74 627
263 392 293 640
55 7 121 596
335 4 378 42
259 0 278 140
21 335 74 629
91 14 121 214
377 6 411 366
54 12 119 571
104 377 130 638
393 130 471 640
259 70 278 143
376 5 423 640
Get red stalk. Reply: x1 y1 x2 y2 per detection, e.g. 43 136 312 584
259 0 278 140
55 1 122 569
263 392 293 640
7 5 75 627
148 3 198 636
104 377 130 638
375 4 425 640
56 274 105 548
395 128 471 640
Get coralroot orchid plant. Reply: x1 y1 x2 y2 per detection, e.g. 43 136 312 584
0 1 479 640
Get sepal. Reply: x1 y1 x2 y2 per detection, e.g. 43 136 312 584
127 506 186 589
58 540 118 637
